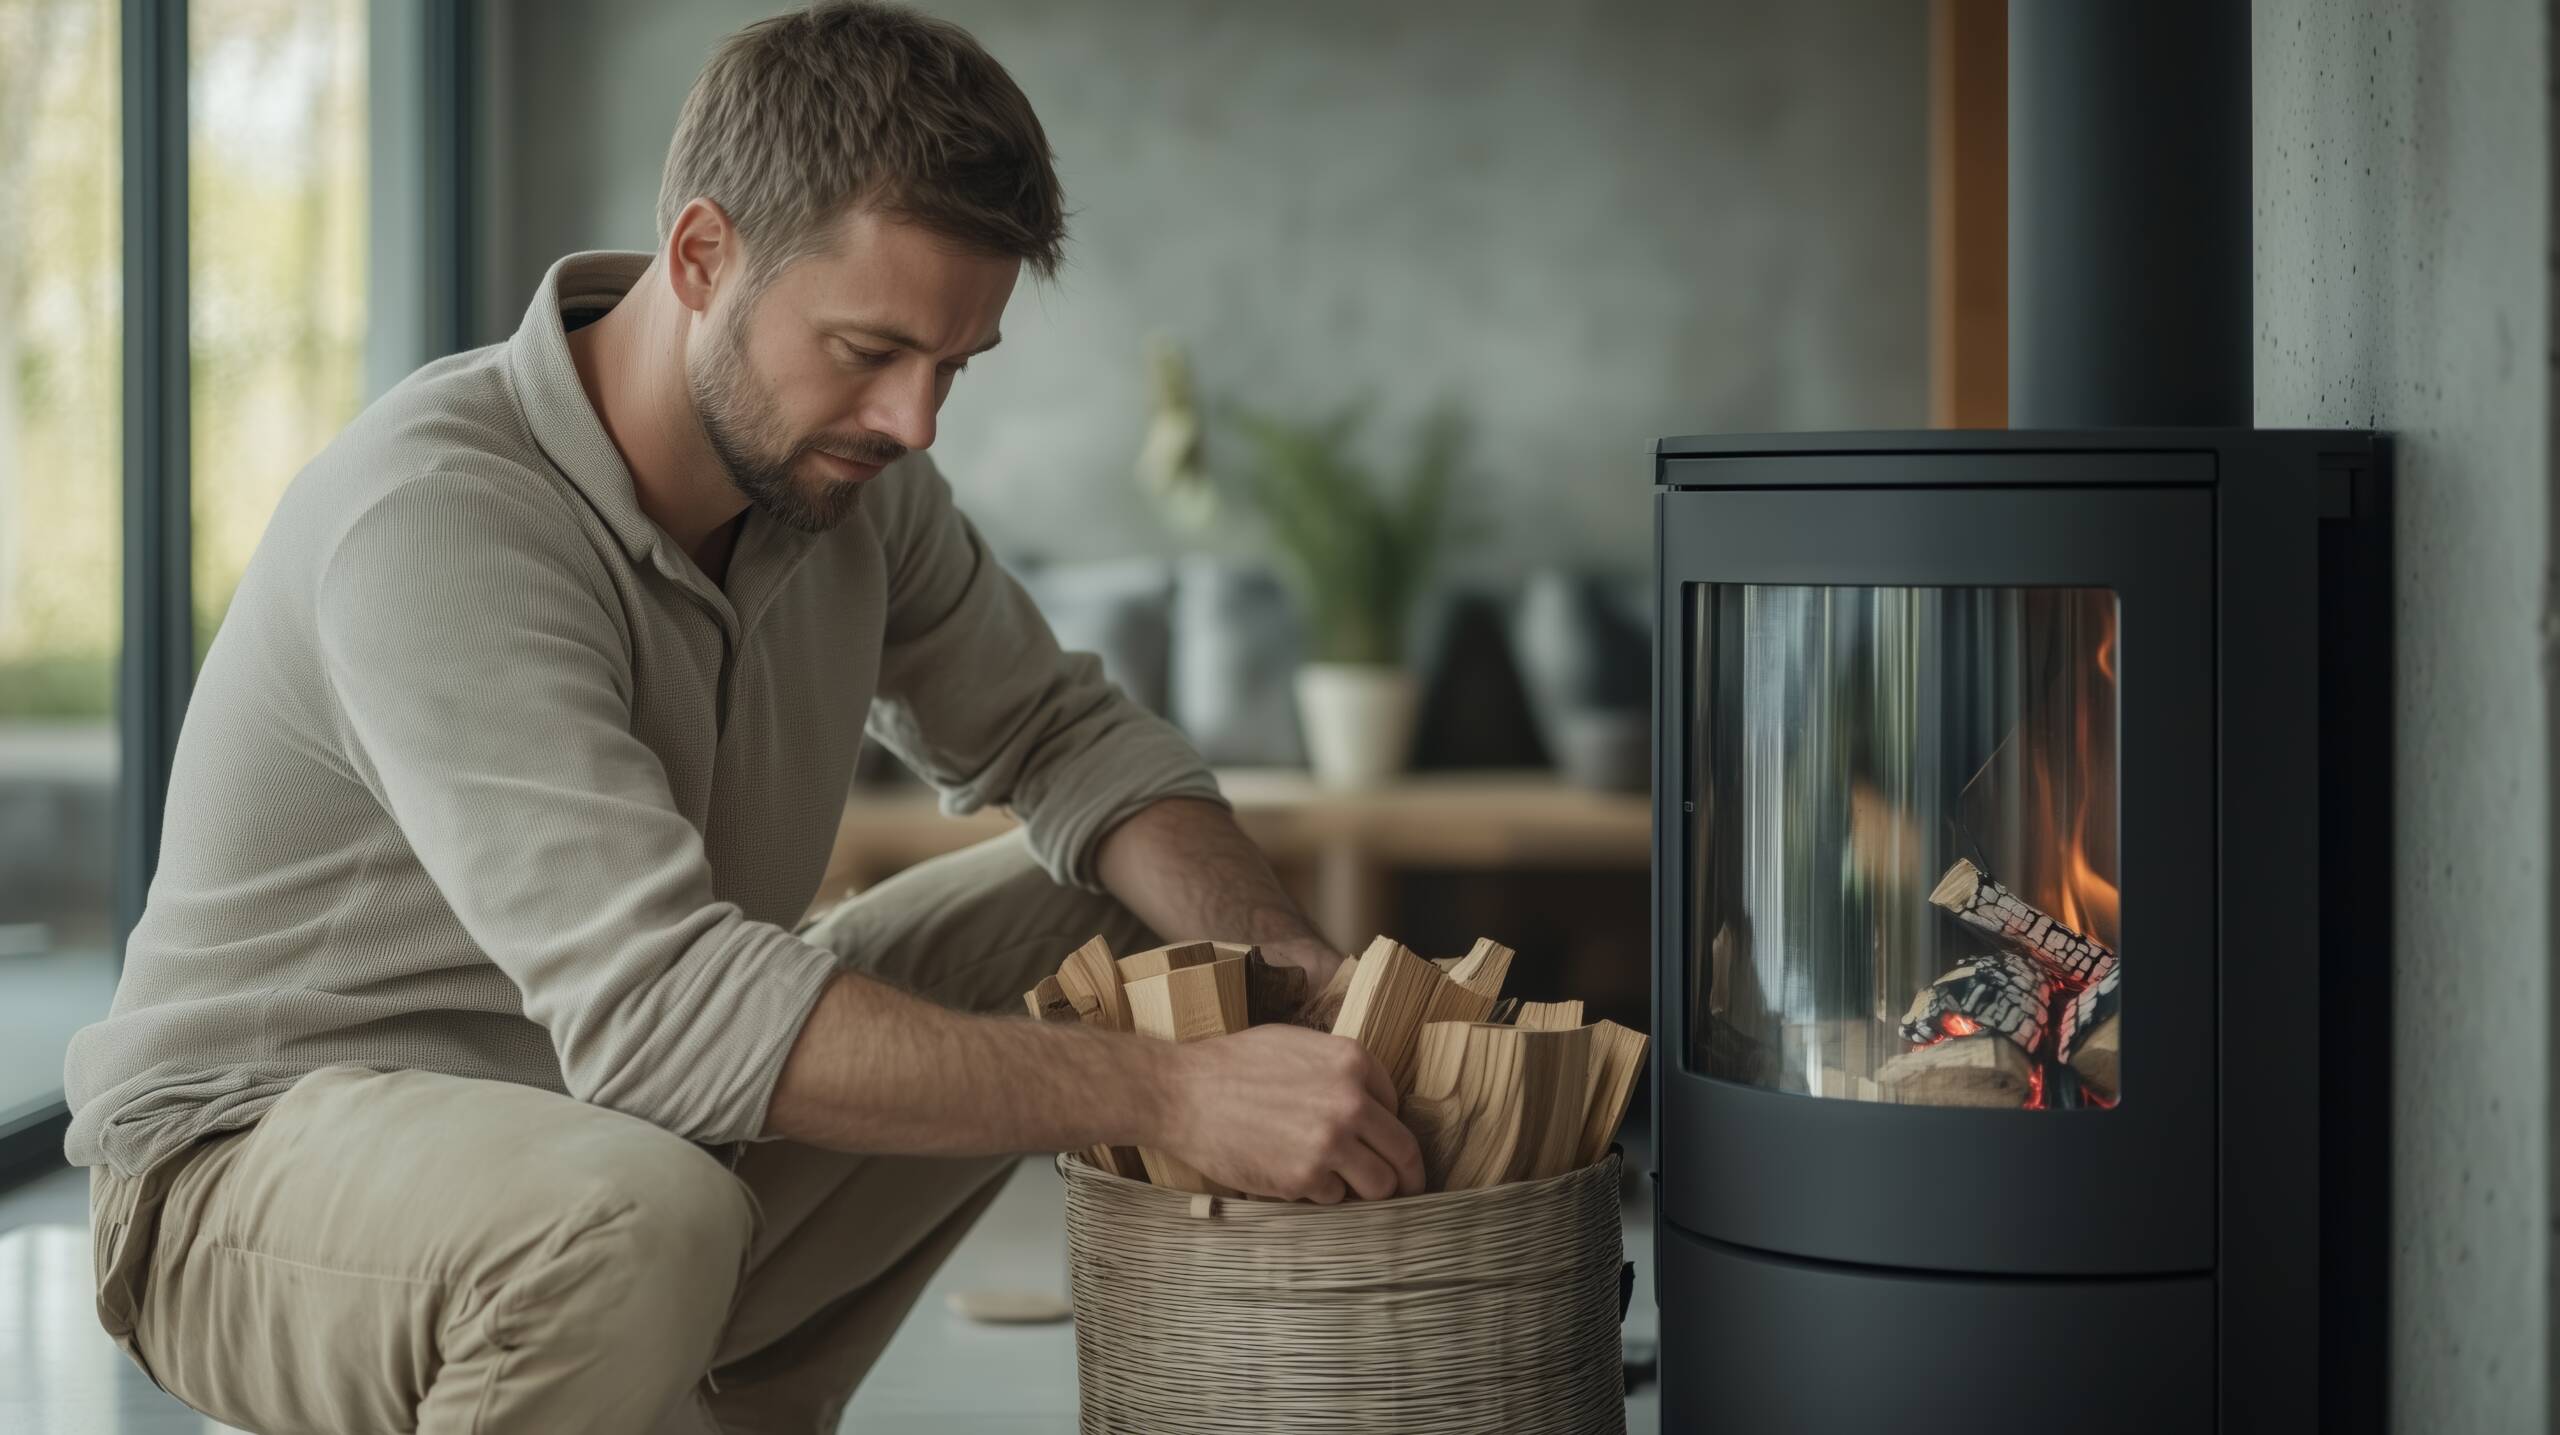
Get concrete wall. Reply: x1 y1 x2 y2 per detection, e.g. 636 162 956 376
2254 2 2556 1428
475 0 1927 574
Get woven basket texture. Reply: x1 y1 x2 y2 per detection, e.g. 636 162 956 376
1061 1152 1627 1434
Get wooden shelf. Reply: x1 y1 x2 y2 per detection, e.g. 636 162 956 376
819 768 1651 951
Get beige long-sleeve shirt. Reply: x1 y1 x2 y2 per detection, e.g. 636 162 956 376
63 252 1224 1178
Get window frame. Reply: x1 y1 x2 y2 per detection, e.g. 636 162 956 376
0 0 479 1179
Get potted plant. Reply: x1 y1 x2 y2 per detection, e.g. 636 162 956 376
1230 401 1465 789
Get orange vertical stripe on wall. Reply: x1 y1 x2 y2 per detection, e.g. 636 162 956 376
1930 0 2007 429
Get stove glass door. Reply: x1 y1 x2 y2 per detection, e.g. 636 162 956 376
1690 584 2120 1110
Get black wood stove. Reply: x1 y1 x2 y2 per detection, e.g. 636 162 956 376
1648 7 2390 1432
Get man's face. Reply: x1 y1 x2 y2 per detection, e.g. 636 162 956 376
687 207 1019 533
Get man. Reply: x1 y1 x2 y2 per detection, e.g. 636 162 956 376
63 5 1424 1431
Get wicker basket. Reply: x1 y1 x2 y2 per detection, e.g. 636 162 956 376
1060 1151 1628 1434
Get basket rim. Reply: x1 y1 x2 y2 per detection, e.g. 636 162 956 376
1053 1145 1624 1214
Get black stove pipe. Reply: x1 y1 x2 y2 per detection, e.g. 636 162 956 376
2008 0 2252 428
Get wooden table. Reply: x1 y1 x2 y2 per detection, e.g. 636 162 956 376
821 768 1653 951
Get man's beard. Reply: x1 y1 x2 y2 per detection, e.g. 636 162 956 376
688 304 906 535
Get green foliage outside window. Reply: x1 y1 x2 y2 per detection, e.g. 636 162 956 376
0 0 365 721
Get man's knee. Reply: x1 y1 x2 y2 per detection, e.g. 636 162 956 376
502 1138 755 1363
591 1138 758 1302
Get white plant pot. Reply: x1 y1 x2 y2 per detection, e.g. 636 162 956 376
1294 663 1419 790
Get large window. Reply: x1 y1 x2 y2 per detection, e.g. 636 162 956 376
191 0 367 651
1 0 380 1138
0 0 124 1131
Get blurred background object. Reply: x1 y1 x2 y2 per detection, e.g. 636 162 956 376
1512 570 1651 793
1231 399 1464 789
1133 334 1212 530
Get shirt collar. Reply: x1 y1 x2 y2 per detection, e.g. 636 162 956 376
505 250 680 567
505 251 828 616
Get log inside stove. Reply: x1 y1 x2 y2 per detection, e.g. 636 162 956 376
1872 859 2122 1109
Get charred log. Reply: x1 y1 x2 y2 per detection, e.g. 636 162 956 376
1929 858 2118 987
1876 1034 2036 1108
1898 953 2056 1056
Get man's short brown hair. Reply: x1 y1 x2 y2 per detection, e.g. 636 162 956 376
656 1 1066 284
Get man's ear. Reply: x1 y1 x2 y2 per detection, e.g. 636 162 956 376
664 197 739 317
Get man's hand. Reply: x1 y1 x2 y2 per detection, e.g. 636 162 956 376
1151 1024 1424 1202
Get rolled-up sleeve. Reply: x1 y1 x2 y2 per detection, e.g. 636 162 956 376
315 477 840 1144
861 456 1226 890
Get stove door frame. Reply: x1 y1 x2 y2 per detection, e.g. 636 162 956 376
1652 469 2216 1277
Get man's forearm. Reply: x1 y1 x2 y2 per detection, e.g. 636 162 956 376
1092 796 1339 978
762 968 1175 1153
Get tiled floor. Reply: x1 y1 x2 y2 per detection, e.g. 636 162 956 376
1 1151 1661 1433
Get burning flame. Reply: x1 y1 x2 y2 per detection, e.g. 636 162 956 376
2049 599 2121 951
2057 843 2120 950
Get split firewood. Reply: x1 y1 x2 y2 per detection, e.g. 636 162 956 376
1405 1021 1593 1191
1437 938 1517 1003
1330 936 1475 1092
1239 950 1308 1025
2054 962 2120 1058
1056 935 1135 1033
2067 1005 2121 1103
1575 1021 1650 1167
1023 975 1079 1024
1708 924 1739 1018
1302 953 1360 1029
1125 959 1248 1043
1897 954 2055 1056
1514 1000 1586 1032
1818 1066 1883 1103
1117 940 1219 984
1042 936 1144 1178
1125 960 1250 1196
1929 859 2117 987
1421 966 1498 1029
1876 1033 2035 1108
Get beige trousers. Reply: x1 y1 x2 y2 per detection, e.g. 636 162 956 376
88 829 1149 1435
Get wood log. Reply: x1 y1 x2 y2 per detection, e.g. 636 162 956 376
2068 1012 2121 1102
1404 1021 1593 1191
1818 1066 1884 1103
1303 953 1360 1030
1125 959 1249 1044
1023 975 1079 1024
1048 936 1142 1178
1330 936 1470 1093
2055 962 2121 1058
1239 950 1308 1026
1875 1033 2035 1108
1897 953 2054 1056
1928 858 2117 986
1708 923 1739 1018
1421 965 1498 1030
1438 937 1517 1003
1576 1020 1650 1167
1514 1000 1586 1032
1125 959 1250 1195
1117 940 1219 984
1056 935 1134 1033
